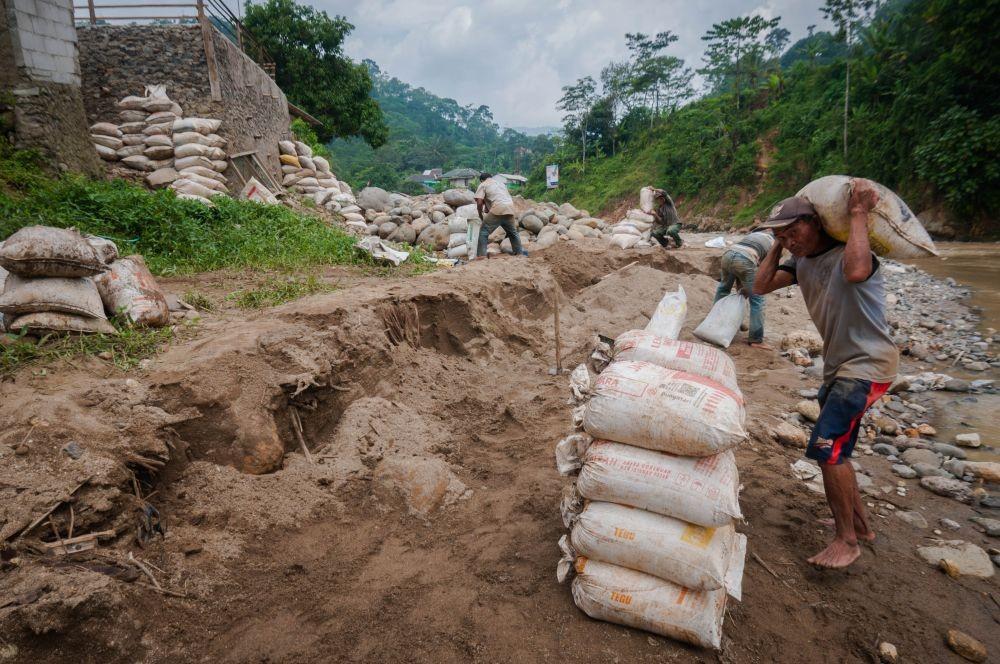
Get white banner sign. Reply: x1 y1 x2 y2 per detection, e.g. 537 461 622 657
546 164 559 189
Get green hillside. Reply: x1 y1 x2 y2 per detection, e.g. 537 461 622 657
522 0 999 236
329 62 555 193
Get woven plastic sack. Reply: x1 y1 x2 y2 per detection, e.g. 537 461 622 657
94 256 169 327
644 286 686 339
278 140 296 156
612 330 739 393
693 294 747 348
566 440 742 526
562 501 746 596
797 175 937 258
0 226 107 277
639 187 656 213
610 234 641 250
172 117 221 135
557 549 727 649
0 273 106 318
8 312 115 335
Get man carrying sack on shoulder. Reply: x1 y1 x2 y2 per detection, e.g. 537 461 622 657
650 189 683 249
753 179 899 569
475 172 526 259
714 229 775 349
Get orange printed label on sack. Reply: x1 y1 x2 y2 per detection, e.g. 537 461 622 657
613 526 636 541
575 557 589 574
680 524 715 548
611 591 633 605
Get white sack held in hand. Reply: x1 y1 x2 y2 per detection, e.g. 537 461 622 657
583 360 746 456
557 542 727 650
613 329 740 393
644 286 686 339
693 294 747 349
94 256 169 327
639 186 656 213
562 501 746 596
796 175 937 258
572 440 742 527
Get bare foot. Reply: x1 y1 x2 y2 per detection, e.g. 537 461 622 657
749 342 773 350
818 517 875 541
807 538 861 568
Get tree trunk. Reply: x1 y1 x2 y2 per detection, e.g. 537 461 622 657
843 59 850 163
581 119 587 173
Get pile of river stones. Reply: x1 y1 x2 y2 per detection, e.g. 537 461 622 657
342 186 615 257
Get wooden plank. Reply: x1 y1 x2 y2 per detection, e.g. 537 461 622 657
199 15 222 102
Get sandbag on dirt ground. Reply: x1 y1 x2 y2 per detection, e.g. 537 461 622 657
0 226 108 277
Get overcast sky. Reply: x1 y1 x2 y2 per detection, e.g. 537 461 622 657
281 1 833 129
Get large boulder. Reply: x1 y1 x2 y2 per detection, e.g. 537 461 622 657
417 222 450 251
558 202 578 218
388 223 416 245
378 221 398 239
411 217 431 235
456 203 480 220
443 188 476 208
357 186 392 211
535 231 559 250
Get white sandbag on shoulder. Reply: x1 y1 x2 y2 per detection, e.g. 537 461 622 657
0 273 106 319
144 145 174 160
121 155 155 172
278 140 296 156
558 548 727 650
117 95 146 110
613 329 739 393
568 440 742 526
313 156 331 173
90 122 122 138
179 165 227 184
169 101 183 116
796 175 937 258
639 186 656 213
563 501 746 596
144 134 173 148
172 117 221 135
296 185 321 195
583 360 746 456
173 155 214 171
0 226 107 277
610 234 641 250
172 179 222 199
7 311 116 335
94 255 169 327
147 167 179 189
645 286 686 339
693 294 747 349
95 144 118 161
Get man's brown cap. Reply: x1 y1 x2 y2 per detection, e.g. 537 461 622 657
757 196 817 229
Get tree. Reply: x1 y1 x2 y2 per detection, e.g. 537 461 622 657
557 76 598 171
700 15 782 110
244 0 388 147
821 0 877 162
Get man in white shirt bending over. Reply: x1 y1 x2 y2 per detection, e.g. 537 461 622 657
475 172 526 259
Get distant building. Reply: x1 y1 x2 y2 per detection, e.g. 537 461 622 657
440 167 480 188
496 173 527 189
405 172 436 192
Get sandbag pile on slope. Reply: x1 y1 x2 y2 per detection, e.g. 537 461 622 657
554 287 748 650
279 139 356 217
609 208 656 250
115 87 183 175
169 115 229 205
0 226 170 334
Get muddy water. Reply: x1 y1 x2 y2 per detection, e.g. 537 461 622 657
904 242 1000 460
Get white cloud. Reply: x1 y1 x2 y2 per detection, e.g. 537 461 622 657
306 0 832 127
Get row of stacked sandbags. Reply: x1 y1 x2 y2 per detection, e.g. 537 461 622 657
278 140 354 210
0 227 169 336
554 288 747 651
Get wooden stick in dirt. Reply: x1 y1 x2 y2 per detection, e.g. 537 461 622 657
289 407 314 464
553 287 562 373
751 551 781 579
41 530 116 550
9 478 90 542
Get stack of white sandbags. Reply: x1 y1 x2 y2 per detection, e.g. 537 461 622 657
555 287 747 650
609 208 656 250
89 122 124 162
115 88 181 174
168 116 229 204
278 140 355 214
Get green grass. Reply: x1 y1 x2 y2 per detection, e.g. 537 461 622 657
182 289 215 311
0 320 176 378
0 146 367 276
226 275 337 309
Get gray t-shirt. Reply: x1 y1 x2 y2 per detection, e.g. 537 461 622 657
779 244 898 384
729 231 774 264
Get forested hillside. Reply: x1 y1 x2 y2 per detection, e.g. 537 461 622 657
329 62 555 193
522 0 999 237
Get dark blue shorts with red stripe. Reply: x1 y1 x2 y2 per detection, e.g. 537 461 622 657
806 377 891 466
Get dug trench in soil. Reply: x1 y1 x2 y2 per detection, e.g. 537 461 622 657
1 239 997 663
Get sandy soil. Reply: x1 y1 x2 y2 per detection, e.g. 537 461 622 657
1 238 997 663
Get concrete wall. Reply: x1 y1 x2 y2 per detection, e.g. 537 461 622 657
0 0 100 175
77 23 291 188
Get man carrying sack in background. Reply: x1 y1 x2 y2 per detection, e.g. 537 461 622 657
475 172 526 259
650 189 683 249
752 180 899 569
714 229 775 349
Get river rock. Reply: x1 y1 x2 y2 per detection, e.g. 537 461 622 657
443 188 475 208
520 214 544 233
535 232 559 250
388 224 416 244
876 416 899 435
772 421 808 448
954 433 981 448
873 443 899 456
795 400 821 422
804 358 825 379
896 511 928 528
358 186 391 211
901 447 940 468
920 476 972 503
416 222 450 251
970 517 1000 537
558 202 579 218
963 461 1000 482
917 540 994 578
892 464 917 479
912 463 950 478
431 210 446 224
780 330 823 354
411 217 431 235
917 423 937 436
946 630 988 662
965 361 989 371
378 222 398 239
878 642 898 664
943 379 972 392
931 443 967 459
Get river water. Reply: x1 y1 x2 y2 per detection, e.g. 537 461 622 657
903 242 1000 461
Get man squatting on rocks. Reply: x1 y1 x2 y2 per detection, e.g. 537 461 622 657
714 229 775 349
651 189 683 248
753 179 899 569
475 172 526 258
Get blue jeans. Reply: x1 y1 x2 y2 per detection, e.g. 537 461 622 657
477 213 524 257
714 251 764 343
